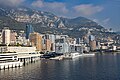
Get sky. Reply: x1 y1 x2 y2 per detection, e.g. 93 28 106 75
0 0 120 31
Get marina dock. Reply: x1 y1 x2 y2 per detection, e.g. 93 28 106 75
0 52 42 70
17 53 42 64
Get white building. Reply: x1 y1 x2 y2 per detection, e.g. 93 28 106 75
2 27 11 45
48 34 56 52
0 46 36 53
55 38 69 54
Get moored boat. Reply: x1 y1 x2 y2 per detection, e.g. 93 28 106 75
64 52 82 59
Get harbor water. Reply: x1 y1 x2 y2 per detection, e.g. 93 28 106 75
0 53 120 80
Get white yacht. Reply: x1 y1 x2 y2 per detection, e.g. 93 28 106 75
63 52 95 59
82 53 95 57
49 56 63 60
64 52 83 59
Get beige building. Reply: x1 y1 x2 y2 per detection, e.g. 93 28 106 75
10 31 17 45
89 40 96 51
46 39 52 52
29 32 43 51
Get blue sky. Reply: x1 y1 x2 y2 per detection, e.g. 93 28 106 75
0 0 120 31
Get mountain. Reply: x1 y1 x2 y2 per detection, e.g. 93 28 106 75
0 5 112 38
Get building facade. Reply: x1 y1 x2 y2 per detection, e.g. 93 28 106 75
2 27 11 45
26 24 34 39
55 38 69 54
0 46 36 53
29 32 42 51
10 31 17 45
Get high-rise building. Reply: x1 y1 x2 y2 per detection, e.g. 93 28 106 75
18 30 28 45
44 34 55 52
89 35 95 41
2 27 11 45
89 40 96 51
76 38 81 44
89 35 96 51
29 32 42 51
41 36 46 52
55 38 69 54
46 39 52 52
26 24 34 39
10 31 17 45
0 32 2 44
42 34 54 52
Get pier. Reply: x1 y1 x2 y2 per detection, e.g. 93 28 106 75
17 53 42 64
0 52 42 70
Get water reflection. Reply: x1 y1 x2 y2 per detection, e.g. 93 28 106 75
0 54 120 80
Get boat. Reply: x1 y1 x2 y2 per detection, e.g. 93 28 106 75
63 52 82 59
82 53 95 57
49 56 63 60
63 52 95 59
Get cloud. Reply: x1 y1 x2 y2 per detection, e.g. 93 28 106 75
32 0 44 8
32 0 68 15
73 4 104 16
31 1 104 17
0 0 25 6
